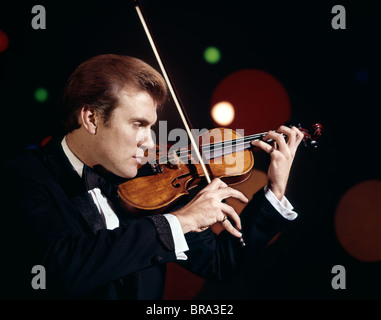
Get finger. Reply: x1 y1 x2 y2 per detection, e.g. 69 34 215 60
279 126 304 156
220 219 242 238
279 125 305 151
277 125 296 147
219 208 242 238
215 187 249 203
221 202 242 230
291 126 305 145
264 130 287 152
251 139 276 155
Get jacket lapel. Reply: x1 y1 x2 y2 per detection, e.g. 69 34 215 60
71 193 106 234
36 136 106 234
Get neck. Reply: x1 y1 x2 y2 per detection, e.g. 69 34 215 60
65 129 96 168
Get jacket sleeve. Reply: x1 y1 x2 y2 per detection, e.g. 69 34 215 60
0 154 177 297
177 189 294 282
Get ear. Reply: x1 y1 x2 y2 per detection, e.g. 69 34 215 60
80 106 99 134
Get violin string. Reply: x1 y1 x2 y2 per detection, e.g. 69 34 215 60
199 131 286 154
201 133 268 152
156 132 269 164
200 132 268 150
157 133 266 163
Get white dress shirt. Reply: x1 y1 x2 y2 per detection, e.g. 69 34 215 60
61 137 297 261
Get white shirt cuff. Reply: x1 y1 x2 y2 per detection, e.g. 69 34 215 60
264 186 298 221
163 214 189 260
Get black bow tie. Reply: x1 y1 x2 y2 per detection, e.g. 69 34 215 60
82 165 119 199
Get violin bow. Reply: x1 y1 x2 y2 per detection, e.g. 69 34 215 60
134 0 212 184
134 0 246 246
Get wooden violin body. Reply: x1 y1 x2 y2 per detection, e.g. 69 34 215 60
117 123 323 214
118 128 254 214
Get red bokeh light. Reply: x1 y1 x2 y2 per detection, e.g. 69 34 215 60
210 69 291 134
0 30 9 53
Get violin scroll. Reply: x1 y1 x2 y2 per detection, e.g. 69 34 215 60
295 123 324 148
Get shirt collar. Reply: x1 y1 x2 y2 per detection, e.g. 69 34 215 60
61 136 84 178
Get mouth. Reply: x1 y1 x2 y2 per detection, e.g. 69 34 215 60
133 156 147 165
133 147 148 163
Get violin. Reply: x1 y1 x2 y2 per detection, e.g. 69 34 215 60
121 1 322 250
117 124 323 214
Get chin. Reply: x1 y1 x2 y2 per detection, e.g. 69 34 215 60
121 166 138 179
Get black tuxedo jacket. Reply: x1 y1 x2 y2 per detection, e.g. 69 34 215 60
0 136 292 299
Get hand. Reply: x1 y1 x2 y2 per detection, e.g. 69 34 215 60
172 178 248 238
251 125 304 200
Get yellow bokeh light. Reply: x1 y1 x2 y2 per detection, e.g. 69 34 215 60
211 101 235 126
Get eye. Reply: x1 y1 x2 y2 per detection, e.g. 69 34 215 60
132 122 141 128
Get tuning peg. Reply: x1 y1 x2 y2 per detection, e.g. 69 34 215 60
309 139 318 148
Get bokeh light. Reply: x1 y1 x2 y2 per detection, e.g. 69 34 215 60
40 136 52 146
355 68 369 84
34 87 49 103
24 144 39 150
210 69 291 134
203 46 221 64
211 101 235 126
164 262 205 300
0 30 9 53
335 180 381 262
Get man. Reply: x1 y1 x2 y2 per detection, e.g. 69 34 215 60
0 54 304 299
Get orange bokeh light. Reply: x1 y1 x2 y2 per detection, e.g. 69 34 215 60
335 180 381 262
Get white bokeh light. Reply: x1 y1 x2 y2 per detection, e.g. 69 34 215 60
211 101 235 126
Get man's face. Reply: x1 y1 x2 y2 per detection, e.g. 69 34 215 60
93 90 157 178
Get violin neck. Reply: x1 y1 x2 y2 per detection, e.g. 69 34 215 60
201 132 269 160
157 131 282 165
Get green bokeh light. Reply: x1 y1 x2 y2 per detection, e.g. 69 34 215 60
34 87 48 102
203 46 221 64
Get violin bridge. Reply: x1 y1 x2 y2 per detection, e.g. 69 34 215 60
172 150 182 169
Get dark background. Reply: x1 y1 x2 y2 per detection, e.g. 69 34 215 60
0 0 380 300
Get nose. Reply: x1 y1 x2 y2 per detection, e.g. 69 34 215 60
144 133 155 149
137 128 155 149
